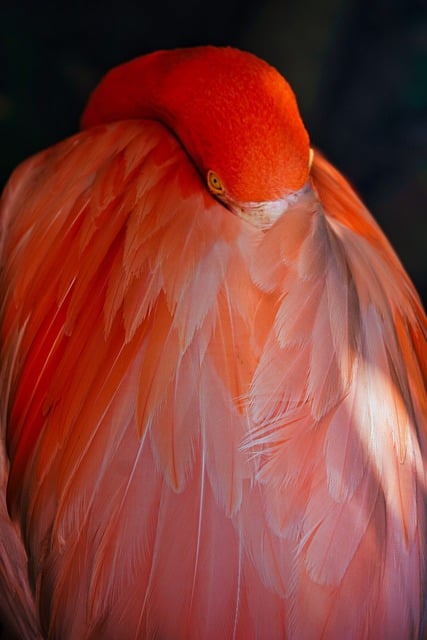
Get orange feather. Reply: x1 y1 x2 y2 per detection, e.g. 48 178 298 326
0 46 426 639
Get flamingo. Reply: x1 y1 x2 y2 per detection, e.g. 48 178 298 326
0 46 426 639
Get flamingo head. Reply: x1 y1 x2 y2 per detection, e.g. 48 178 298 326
82 46 311 229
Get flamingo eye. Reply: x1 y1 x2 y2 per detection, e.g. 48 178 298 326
207 170 225 196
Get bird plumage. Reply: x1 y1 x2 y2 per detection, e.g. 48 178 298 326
0 47 426 639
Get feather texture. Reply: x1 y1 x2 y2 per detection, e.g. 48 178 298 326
0 122 425 639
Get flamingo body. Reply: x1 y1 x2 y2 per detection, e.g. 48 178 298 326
0 47 426 639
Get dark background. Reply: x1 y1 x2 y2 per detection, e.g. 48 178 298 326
1 0 426 306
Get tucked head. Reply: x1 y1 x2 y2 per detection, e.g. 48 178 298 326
82 47 310 225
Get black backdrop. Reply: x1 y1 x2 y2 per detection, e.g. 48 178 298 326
1 0 426 297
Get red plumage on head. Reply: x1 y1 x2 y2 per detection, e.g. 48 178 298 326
82 47 310 201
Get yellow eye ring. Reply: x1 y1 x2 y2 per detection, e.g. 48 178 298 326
207 170 225 196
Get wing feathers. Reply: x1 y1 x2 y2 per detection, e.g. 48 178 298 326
0 128 425 638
